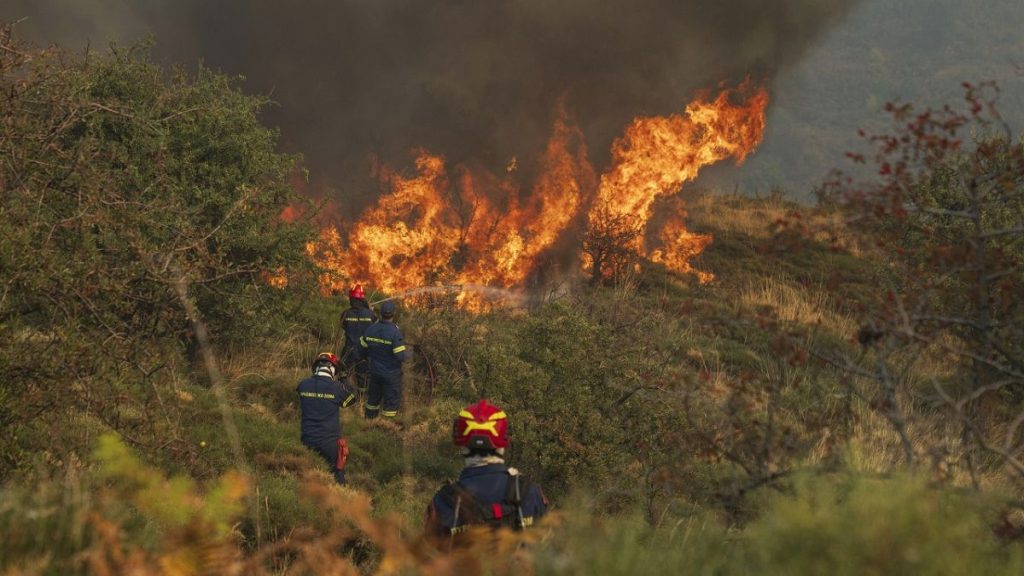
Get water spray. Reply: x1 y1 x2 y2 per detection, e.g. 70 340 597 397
368 284 528 307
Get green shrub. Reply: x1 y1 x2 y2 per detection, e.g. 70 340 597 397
0 473 95 574
532 473 1024 575
742 473 1024 575
0 26 318 480
250 473 327 544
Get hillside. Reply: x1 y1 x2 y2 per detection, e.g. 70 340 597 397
3 22 1024 575
706 0 1024 198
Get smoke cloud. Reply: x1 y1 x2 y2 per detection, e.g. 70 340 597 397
4 1 858 207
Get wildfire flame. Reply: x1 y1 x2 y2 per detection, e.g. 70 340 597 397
586 79 768 281
297 80 768 298
649 215 715 284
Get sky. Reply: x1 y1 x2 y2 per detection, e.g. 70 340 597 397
3 0 1022 202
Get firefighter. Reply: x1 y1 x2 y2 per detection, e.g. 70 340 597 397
297 352 358 484
359 300 408 420
425 399 548 537
340 284 376 391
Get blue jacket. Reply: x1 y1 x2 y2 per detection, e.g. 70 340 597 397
426 463 548 534
340 298 376 363
360 320 409 375
297 374 357 443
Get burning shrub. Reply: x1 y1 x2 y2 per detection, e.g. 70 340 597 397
304 81 767 298
582 204 645 285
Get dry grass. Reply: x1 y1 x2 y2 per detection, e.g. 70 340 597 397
221 330 319 385
686 193 791 239
684 347 736 401
739 276 856 338
686 192 864 256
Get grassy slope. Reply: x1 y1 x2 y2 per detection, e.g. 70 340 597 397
205 192 1012 554
4 192 1023 574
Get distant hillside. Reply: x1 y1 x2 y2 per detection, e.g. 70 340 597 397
714 0 1024 198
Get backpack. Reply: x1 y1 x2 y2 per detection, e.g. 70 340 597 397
437 469 534 534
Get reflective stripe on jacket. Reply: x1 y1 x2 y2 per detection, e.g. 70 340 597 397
360 320 409 375
297 375 357 442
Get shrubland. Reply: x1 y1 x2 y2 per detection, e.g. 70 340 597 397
2 22 1024 575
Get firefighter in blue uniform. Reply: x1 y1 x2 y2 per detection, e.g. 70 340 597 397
297 352 357 484
359 300 408 419
425 399 548 537
340 285 376 391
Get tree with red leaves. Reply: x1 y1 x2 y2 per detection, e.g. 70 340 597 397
797 81 1024 481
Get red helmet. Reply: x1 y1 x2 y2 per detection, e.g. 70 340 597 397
453 399 509 451
312 351 341 372
349 285 366 299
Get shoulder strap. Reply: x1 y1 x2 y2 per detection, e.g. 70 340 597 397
503 468 534 503
439 473 534 532
503 468 535 530
438 481 490 531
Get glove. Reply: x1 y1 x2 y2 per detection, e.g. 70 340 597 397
336 438 350 471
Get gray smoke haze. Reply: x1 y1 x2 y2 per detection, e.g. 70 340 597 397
4 0 858 206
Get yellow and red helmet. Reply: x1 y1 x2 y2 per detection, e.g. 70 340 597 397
313 351 341 372
349 285 366 299
453 399 509 451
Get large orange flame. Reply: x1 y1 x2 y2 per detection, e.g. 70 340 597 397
586 80 768 281
299 80 768 298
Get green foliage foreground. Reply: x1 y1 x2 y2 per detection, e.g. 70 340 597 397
3 435 1022 574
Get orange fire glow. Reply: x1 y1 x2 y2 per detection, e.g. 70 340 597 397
587 80 768 281
298 80 768 298
649 216 715 284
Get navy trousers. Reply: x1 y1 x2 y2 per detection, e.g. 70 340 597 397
365 372 402 418
353 360 370 392
303 436 346 484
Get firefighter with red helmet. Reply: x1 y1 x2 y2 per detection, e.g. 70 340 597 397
359 300 408 420
340 284 376 391
297 352 358 484
425 400 548 536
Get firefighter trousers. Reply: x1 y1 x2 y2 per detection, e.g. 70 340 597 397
365 371 402 419
342 356 370 393
303 436 346 484
353 361 370 392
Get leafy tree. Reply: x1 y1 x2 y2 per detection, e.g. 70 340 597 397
0 23 314 477
783 82 1024 480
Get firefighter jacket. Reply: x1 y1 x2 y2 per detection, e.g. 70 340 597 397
426 463 548 535
359 320 409 376
297 374 357 443
340 298 376 363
